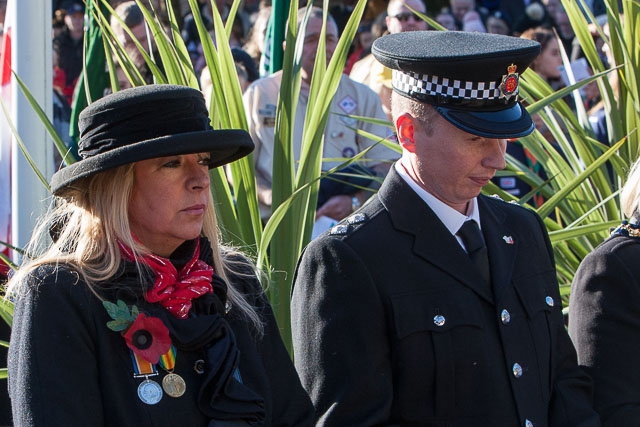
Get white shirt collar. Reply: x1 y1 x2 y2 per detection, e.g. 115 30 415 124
395 162 481 236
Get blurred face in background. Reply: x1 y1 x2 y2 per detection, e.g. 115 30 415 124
486 15 509 35
386 0 427 34
542 0 560 19
450 0 474 22
533 36 562 81
298 15 339 85
64 10 84 40
435 12 456 31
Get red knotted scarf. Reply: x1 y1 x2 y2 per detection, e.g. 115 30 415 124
118 239 214 319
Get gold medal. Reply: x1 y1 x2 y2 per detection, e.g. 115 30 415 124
162 372 186 397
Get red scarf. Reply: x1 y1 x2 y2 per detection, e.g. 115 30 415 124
118 239 214 319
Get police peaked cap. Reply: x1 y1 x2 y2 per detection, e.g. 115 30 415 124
372 31 541 138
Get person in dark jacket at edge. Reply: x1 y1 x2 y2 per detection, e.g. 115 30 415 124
569 155 640 427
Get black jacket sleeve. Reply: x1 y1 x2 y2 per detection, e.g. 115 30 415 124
569 236 640 426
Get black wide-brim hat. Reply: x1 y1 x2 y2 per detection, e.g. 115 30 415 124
50 84 254 195
372 31 541 139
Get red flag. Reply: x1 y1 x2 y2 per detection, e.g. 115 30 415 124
0 0 14 278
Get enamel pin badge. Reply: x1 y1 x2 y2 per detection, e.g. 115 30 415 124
503 235 514 245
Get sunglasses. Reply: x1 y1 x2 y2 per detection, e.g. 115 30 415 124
392 12 418 22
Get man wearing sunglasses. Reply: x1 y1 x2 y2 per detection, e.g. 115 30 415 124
351 0 427 121
386 0 428 33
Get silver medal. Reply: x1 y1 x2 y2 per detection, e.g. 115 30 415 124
137 378 163 405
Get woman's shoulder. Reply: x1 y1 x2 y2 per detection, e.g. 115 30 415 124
579 225 640 274
20 263 85 293
16 264 95 299
597 223 640 254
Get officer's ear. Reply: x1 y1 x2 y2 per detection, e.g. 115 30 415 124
396 113 417 153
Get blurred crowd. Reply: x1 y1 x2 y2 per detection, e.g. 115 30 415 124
37 0 613 119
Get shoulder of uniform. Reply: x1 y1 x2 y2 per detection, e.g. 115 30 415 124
486 193 528 209
328 212 370 237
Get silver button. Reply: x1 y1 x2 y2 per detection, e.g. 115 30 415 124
545 296 554 307
501 309 511 324
433 315 446 327
525 419 534 427
513 363 523 378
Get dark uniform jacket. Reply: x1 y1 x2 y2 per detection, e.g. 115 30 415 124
9 239 314 426
291 167 599 427
569 228 640 426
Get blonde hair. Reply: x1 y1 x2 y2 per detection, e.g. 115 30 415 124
621 157 640 221
6 164 262 331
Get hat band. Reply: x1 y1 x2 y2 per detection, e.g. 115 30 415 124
392 70 517 107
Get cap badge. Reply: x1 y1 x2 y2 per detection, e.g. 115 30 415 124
499 64 519 101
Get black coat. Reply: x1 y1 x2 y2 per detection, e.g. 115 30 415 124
9 244 313 426
569 230 640 426
291 168 599 427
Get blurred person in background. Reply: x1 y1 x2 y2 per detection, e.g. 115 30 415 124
244 7 397 222
485 10 511 35
52 2 84 101
351 0 427 121
435 9 457 30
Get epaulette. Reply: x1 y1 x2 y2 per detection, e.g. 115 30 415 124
489 194 523 206
611 220 640 238
329 213 369 236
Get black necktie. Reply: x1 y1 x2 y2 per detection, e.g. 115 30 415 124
457 220 490 284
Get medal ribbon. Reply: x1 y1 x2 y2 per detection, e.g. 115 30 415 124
131 346 177 377
158 345 177 372
130 349 158 378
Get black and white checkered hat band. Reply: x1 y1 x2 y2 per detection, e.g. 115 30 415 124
392 70 507 103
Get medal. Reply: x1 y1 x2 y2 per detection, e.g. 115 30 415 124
162 372 187 397
158 345 186 398
130 350 164 404
137 378 163 405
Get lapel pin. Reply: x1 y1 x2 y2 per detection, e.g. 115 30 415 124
502 235 514 245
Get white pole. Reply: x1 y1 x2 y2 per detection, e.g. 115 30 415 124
10 0 52 257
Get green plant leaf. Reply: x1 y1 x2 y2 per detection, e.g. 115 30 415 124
0 299 13 328
106 319 130 332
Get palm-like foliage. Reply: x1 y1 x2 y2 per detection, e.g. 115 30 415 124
0 0 638 355
484 0 639 302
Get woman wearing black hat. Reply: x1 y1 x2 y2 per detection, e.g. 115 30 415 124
6 85 313 426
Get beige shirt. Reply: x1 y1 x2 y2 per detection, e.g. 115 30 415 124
244 71 399 216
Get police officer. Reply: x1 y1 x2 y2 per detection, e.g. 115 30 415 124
291 31 600 426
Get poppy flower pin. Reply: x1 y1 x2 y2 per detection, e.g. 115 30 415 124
103 300 172 364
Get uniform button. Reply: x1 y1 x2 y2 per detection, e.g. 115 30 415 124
433 315 446 327
500 309 511 324
545 296 554 307
525 419 534 427
512 363 523 378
